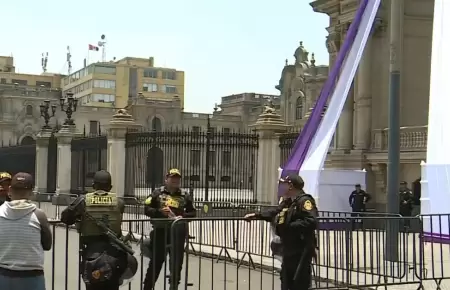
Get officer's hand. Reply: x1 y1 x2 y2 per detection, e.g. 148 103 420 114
161 207 172 217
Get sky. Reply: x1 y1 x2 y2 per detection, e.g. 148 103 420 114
2 0 328 113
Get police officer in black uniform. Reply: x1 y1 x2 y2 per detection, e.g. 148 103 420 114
0 172 12 206
61 170 137 290
245 174 318 290
143 168 196 290
399 181 414 230
349 184 371 230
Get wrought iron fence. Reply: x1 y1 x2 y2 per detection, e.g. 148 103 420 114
124 128 259 203
279 132 298 167
46 134 58 193
70 134 107 194
0 143 36 176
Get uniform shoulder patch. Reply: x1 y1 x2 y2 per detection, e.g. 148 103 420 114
303 200 313 211
144 197 152 205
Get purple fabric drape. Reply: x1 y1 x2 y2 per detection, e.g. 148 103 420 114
278 0 369 195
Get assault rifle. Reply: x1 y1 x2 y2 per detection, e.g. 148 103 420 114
67 196 135 255
83 211 135 255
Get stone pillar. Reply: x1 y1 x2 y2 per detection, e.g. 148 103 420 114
34 129 52 193
54 125 80 195
354 38 372 150
106 109 141 197
336 87 354 151
370 163 387 211
250 106 289 204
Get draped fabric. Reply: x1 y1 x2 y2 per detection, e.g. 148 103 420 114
422 0 450 239
299 0 381 197
278 0 381 198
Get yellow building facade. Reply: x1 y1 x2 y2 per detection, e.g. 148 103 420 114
61 57 185 109
0 56 62 89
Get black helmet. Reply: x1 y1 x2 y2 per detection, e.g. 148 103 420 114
120 254 138 286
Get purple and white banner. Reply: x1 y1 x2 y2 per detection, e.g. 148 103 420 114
279 0 381 198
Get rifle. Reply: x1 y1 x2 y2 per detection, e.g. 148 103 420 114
67 196 135 255
83 211 135 255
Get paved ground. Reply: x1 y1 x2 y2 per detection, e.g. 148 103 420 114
45 227 284 290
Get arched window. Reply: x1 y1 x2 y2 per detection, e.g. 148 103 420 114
295 97 304 120
151 117 162 132
26 105 33 116
21 136 35 145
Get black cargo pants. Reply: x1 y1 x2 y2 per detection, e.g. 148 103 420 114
143 225 187 290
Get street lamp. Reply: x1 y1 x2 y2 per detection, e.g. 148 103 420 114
60 92 78 125
39 100 56 129
204 109 214 201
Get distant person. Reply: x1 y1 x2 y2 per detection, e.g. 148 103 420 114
349 184 371 230
0 173 52 290
0 172 12 206
399 181 414 230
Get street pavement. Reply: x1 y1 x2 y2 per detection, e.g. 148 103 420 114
45 227 283 290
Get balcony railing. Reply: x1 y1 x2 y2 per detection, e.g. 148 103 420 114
371 126 427 151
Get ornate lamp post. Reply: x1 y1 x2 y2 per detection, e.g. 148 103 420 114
60 92 78 125
39 100 57 129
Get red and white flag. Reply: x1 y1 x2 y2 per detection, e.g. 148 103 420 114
88 44 99 51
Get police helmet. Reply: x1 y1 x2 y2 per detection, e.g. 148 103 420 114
119 253 138 286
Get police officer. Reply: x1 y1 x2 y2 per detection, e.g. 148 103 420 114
143 168 196 290
61 170 137 290
349 184 371 230
399 181 414 230
0 172 12 206
245 174 318 290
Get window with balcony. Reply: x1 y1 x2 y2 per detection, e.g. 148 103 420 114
162 70 176 80
90 94 115 103
161 85 177 94
143 83 158 92
295 97 304 119
12 79 27 85
36 81 52 88
94 65 116 75
143 69 158 78
94 80 116 89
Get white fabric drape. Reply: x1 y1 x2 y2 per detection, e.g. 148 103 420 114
422 0 450 238
299 0 381 198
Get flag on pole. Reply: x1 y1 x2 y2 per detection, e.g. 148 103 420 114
88 44 99 51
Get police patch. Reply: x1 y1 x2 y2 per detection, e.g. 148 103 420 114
92 270 101 279
144 197 152 205
303 200 313 211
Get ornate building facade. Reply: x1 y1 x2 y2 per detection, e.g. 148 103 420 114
307 0 432 210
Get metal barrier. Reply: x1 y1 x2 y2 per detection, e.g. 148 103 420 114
31 196 450 289
32 214 450 289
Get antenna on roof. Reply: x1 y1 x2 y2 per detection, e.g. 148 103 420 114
66 46 72 76
41 52 48 73
98 34 107 62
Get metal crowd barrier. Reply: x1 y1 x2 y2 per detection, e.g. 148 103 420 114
42 215 450 290
31 194 450 289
